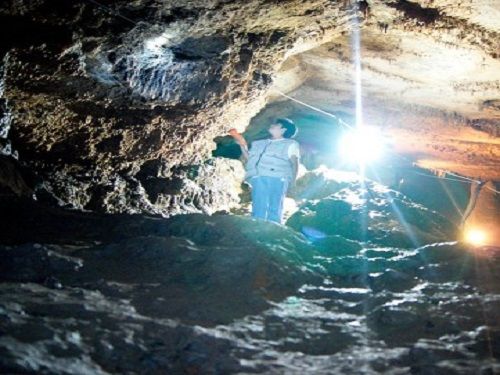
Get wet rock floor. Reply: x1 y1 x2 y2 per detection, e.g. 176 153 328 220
0 196 499 374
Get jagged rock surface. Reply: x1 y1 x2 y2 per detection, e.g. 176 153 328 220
1 1 497 214
287 178 457 248
268 0 500 180
0 197 499 374
0 0 356 214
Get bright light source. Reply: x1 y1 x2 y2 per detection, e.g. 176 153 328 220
144 35 168 53
144 31 178 53
464 228 487 247
338 126 385 164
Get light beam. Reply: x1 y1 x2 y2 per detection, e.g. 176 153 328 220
464 228 487 247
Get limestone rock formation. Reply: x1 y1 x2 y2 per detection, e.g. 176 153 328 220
1 1 500 373
268 0 500 181
1 1 497 215
0 0 355 214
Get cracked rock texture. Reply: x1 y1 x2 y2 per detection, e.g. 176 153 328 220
1 2 499 373
0 0 356 214
2 0 497 214
0 195 499 374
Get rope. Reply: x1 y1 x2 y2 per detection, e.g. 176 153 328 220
410 169 500 197
410 171 474 184
446 170 480 184
428 170 500 196
81 1 500 198
486 185 500 195
85 0 138 25
271 89 500 195
272 89 353 130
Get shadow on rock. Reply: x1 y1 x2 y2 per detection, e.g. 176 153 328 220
1 212 327 327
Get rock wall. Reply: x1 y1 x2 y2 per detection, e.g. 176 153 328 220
1 0 498 215
0 0 365 215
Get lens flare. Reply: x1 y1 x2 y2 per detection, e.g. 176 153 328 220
338 126 385 165
464 228 487 246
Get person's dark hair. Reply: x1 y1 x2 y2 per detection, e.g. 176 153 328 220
276 118 297 138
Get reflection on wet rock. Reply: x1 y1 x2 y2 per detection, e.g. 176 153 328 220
1 197 499 374
287 179 457 248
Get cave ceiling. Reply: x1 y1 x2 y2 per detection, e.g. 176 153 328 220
0 0 499 213
271 0 500 180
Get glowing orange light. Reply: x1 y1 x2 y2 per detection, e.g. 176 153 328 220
464 228 487 247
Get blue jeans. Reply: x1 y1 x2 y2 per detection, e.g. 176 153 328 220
249 176 289 224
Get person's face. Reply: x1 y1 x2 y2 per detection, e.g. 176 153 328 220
268 123 285 138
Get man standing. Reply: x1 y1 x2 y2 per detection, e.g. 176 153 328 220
230 118 299 224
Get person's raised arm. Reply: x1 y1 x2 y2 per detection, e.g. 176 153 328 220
228 129 249 163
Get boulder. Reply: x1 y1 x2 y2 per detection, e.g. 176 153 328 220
287 180 457 248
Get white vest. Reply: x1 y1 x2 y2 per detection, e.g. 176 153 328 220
245 138 297 182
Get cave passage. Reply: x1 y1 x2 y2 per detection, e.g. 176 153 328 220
1 0 500 374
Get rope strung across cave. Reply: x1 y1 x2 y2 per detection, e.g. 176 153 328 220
411 171 476 184
395 158 498 227
274 89 500 196
420 169 500 196
86 0 138 25
273 89 353 130
85 0 500 198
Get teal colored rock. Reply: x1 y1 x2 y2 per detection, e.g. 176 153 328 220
287 180 457 248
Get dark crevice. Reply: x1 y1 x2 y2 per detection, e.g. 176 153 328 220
389 0 440 25
0 15 73 56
